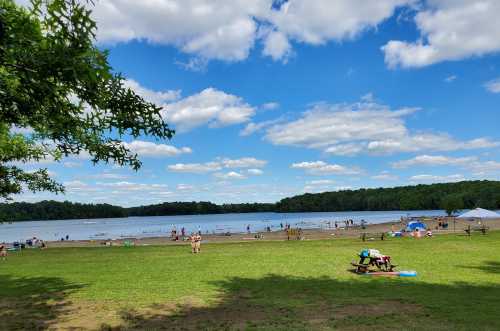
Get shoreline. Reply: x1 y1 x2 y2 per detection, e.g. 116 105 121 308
45 217 500 248
0 209 446 223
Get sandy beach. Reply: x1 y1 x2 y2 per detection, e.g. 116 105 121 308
46 216 500 248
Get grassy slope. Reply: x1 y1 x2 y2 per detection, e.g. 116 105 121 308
1 232 500 330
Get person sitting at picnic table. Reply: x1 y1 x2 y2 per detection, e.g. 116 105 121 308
0 243 7 261
358 249 392 271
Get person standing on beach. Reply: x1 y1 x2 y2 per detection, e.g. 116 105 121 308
194 233 202 253
0 243 7 261
190 233 197 253
247 224 251 233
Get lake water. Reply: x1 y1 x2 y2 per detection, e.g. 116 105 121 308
0 210 449 242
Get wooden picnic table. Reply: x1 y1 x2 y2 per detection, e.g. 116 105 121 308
464 225 489 236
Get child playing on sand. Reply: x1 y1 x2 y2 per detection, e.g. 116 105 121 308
0 243 7 261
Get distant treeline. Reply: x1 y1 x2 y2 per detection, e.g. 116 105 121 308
1 180 499 222
127 202 275 216
0 200 275 222
275 180 500 213
0 200 127 222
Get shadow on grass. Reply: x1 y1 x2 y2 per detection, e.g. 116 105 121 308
105 275 500 331
460 261 500 274
0 274 85 330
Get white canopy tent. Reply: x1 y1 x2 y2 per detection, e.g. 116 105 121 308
457 208 500 219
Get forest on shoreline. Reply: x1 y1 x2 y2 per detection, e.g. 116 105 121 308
1 180 499 222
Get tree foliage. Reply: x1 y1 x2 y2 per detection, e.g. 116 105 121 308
275 180 500 213
0 0 173 199
128 202 276 217
0 200 126 221
0 200 275 222
441 194 465 216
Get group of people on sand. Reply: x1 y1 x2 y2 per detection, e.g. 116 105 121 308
169 225 202 253
27 237 47 248
0 238 48 261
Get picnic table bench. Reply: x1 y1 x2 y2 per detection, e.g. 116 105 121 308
351 261 397 273
464 225 489 236
360 232 386 242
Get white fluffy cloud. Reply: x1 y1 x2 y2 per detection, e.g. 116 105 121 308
88 172 130 180
470 161 500 175
393 155 477 168
124 80 255 132
167 157 267 174
409 174 465 183
247 168 264 175
214 171 247 180
266 101 414 150
264 100 499 156
161 88 255 132
24 0 500 67
219 157 267 168
97 181 168 191
261 102 280 111
382 0 500 68
303 179 336 192
168 162 222 174
444 75 457 83
367 136 498 155
291 161 362 175
240 118 285 136
82 0 412 63
268 0 410 45
264 100 498 155
122 140 192 157
371 172 399 181
176 184 193 190
91 0 269 61
124 79 180 104
262 30 292 61
393 155 500 176
484 78 500 93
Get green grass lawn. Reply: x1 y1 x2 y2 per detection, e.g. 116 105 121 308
1 232 500 330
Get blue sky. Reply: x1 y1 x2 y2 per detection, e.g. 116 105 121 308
16 0 500 206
